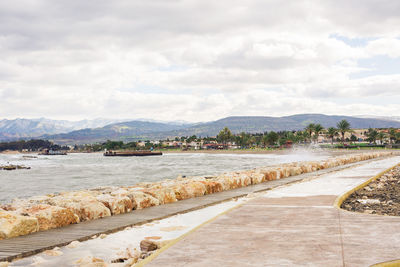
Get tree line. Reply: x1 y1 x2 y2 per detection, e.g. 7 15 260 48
216 119 400 147
0 139 69 152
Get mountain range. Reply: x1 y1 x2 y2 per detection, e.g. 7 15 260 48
0 118 128 141
1 114 400 144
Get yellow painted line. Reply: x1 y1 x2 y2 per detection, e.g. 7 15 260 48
371 259 400 267
134 201 246 267
333 163 400 209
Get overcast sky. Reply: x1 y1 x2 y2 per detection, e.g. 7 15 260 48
1 0 400 122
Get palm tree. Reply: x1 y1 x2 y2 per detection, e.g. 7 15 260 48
305 123 315 143
336 120 351 143
366 128 378 144
377 132 386 145
327 127 338 144
313 124 324 143
388 128 397 144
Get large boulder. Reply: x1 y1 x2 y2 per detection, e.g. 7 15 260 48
96 194 134 215
0 209 39 239
48 192 111 221
182 181 207 198
199 180 223 194
15 204 79 231
126 191 160 209
261 168 280 181
144 187 178 204
213 175 232 191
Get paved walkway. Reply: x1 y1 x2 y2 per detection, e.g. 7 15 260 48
145 156 400 267
1 159 375 262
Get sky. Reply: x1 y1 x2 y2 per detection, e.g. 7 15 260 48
0 0 400 122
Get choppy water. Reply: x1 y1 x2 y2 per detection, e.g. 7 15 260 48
0 151 331 204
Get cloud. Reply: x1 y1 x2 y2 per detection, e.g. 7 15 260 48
0 0 399 121
366 38 400 58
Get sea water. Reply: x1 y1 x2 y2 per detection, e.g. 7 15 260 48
0 151 331 204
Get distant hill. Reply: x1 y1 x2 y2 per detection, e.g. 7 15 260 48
157 114 400 138
0 118 129 141
40 114 400 144
43 120 192 144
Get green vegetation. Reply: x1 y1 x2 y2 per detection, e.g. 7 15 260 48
313 124 324 142
5 122 400 153
337 119 351 143
217 127 233 146
366 128 379 144
327 127 339 144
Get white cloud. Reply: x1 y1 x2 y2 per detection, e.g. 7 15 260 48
366 38 400 58
0 0 399 121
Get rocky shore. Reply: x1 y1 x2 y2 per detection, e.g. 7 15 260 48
342 165 400 216
0 152 392 240
0 165 30 171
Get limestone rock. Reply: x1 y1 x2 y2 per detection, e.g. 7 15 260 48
48 194 111 221
144 187 177 204
96 194 133 215
0 209 39 239
111 245 140 264
99 233 107 239
140 239 158 253
127 191 160 209
66 240 81 249
76 256 107 267
199 180 223 194
182 181 207 197
15 204 79 231
43 249 63 256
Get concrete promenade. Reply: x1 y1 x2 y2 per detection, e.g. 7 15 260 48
145 156 400 267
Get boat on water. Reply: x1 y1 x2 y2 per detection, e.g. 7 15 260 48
38 149 68 155
103 150 162 157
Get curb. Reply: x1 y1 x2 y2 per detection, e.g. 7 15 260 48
371 259 400 267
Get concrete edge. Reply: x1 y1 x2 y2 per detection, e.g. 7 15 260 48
333 162 400 210
133 202 246 267
370 259 400 267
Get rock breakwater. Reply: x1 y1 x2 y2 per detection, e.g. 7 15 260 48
0 152 392 240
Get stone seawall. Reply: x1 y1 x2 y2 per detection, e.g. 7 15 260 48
0 152 393 240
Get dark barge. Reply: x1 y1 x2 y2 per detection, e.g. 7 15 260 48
38 149 67 155
103 150 163 157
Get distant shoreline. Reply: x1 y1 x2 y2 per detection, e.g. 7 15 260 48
1 148 398 155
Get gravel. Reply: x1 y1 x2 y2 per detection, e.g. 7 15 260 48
342 166 400 216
